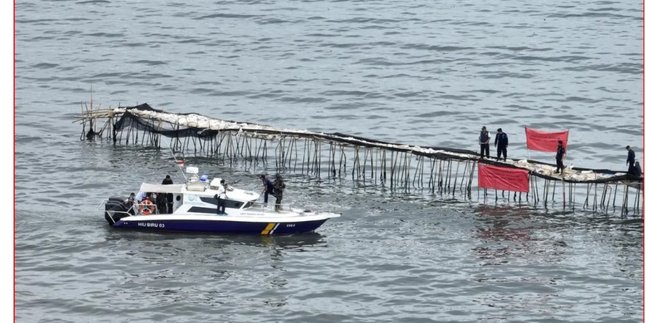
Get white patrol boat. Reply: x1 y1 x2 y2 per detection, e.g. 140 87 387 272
103 167 340 235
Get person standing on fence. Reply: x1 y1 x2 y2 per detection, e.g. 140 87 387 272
272 174 286 211
494 128 508 161
626 145 635 173
555 140 566 174
479 126 490 159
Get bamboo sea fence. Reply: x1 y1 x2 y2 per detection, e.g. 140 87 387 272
77 103 643 217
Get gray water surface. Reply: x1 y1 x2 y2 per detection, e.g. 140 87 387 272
15 0 643 322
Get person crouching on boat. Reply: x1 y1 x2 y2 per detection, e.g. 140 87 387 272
215 179 228 215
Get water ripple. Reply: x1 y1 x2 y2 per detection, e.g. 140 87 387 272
14 0 643 322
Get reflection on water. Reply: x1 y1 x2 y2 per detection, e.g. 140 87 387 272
466 204 642 320
97 228 330 310
469 205 568 319
101 229 328 277
103 227 326 248
471 205 567 266
600 219 643 282
473 205 532 240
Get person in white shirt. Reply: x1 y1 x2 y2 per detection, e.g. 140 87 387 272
215 179 228 214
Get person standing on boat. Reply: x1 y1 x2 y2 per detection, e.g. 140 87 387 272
479 126 490 159
155 192 166 214
555 140 566 174
260 174 274 205
162 175 173 185
273 174 286 211
494 128 508 161
215 179 228 214
162 175 174 213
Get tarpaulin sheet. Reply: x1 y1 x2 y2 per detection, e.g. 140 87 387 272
525 127 569 152
478 163 529 192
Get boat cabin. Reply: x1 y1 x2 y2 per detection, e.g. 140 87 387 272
133 167 260 215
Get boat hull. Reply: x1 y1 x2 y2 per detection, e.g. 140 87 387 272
112 217 329 235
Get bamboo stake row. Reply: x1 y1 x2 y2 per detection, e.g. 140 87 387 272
79 108 643 216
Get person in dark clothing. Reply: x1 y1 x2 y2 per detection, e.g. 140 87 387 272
272 174 286 211
479 126 490 159
626 145 635 173
161 175 174 213
126 192 136 215
555 140 566 174
260 175 274 205
155 192 166 214
629 161 642 178
494 128 508 161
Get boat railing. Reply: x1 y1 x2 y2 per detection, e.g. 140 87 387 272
102 198 167 216
134 201 174 215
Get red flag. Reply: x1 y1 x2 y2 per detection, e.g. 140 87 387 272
176 160 185 168
478 163 529 192
525 127 569 152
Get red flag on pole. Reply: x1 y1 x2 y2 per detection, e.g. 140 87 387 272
525 127 569 152
478 163 529 192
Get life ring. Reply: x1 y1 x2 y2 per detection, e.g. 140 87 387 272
139 199 156 215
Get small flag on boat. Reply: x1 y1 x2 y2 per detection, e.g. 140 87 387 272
176 160 185 168
525 127 569 152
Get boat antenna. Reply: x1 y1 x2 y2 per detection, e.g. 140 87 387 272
167 143 188 182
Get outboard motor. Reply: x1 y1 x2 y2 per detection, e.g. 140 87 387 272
104 196 132 225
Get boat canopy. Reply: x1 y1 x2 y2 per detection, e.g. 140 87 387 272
139 183 186 194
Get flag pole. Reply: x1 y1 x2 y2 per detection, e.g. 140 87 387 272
166 141 188 182
525 126 530 161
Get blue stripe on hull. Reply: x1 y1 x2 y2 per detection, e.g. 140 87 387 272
113 219 328 235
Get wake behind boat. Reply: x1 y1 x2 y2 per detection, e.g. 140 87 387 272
103 167 340 235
